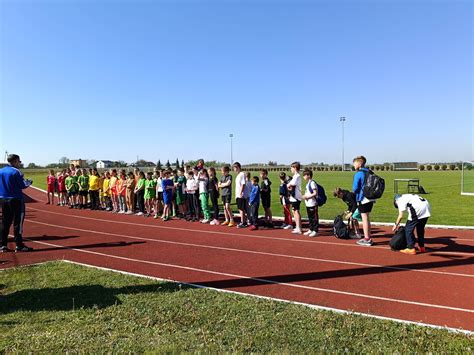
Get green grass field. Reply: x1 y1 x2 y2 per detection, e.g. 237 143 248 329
24 169 474 226
1 262 472 353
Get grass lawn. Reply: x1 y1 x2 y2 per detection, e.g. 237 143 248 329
24 169 474 226
0 262 472 352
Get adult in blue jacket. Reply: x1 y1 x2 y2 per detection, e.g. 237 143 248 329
0 154 33 252
352 155 374 246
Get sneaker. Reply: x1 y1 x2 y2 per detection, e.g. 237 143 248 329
237 223 248 229
210 220 216 225
356 238 373 246
280 223 288 229
249 225 258 231
308 231 318 237
201 219 210 224
15 245 33 252
0 246 12 253
228 221 236 227
283 224 293 230
69 205 74 209
292 229 302 235
400 248 417 255
419 246 426 253
303 230 312 236
214 220 221 226
118 211 125 214
126 211 133 215
154 214 159 219
135 212 144 216
221 220 229 226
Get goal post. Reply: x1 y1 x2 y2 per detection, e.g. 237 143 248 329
461 161 474 196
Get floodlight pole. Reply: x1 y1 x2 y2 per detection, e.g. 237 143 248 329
340 117 346 171
229 134 234 165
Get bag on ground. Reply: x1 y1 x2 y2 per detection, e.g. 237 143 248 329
389 226 407 251
333 215 350 239
363 170 385 199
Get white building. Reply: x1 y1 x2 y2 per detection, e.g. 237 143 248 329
96 160 114 169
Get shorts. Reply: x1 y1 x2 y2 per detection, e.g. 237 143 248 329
358 201 374 213
79 190 88 197
291 200 301 211
236 197 247 211
157 191 163 201
261 194 271 209
47 185 55 193
163 192 173 205
221 194 231 204
68 191 78 197
59 189 67 193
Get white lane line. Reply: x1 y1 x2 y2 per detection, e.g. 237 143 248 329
25 206 474 256
61 259 474 335
23 238 474 314
25 219 474 278
28 186 474 231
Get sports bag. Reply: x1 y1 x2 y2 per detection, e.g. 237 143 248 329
389 227 407 251
363 170 385 199
308 180 327 207
333 215 350 239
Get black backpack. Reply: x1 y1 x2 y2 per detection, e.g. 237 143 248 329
333 215 350 239
308 180 327 207
389 227 407 251
363 170 385 199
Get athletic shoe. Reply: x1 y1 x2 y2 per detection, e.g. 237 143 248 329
303 230 312 236
214 220 220 226
356 239 373 246
400 248 417 255
419 247 426 253
135 212 144 216
280 223 288 229
292 229 302 235
0 246 12 253
118 211 125 214
228 221 236 227
69 205 74 209
126 211 133 215
237 223 248 229
283 224 293 230
210 220 216 225
201 219 210 224
221 221 229 226
249 225 258 231
15 245 33 252
308 231 318 237
154 214 159 219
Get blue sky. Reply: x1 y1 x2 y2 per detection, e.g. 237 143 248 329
0 0 472 166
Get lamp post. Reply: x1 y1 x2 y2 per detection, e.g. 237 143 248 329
229 134 234 165
339 117 346 171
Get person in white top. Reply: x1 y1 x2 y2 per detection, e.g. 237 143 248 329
233 162 248 228
302 168 319 237
392 194 431 255
287 161 303 234
185 170 199 221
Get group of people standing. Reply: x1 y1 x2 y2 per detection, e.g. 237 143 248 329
1 154 431 255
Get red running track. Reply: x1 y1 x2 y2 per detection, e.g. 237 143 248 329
1 188 473 333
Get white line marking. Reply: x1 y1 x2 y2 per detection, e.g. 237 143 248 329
60 259 474 335
23 238 474 314
27 186 474 230
25 206 474 256
25 219 474 278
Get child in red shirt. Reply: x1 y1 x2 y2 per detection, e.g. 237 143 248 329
57 169 67 206
47 169 56 205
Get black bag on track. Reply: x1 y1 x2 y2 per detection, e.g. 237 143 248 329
333 215 350 239
389 226 407 251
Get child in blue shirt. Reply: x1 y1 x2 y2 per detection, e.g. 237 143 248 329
248 176 260 231
352 155 374 246
161 170 174 221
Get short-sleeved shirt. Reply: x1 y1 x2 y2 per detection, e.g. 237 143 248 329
65 176 78 192
102 178 110 196
198 177 208 194
244 181 252 199
304 179 318 207
289 173 302 202
47 175 56 187
156 177 163 192
177 176 187 194
220 174 232 196
260 178 272 197
186 177 198 194
162 178 174 203
77 175 89 191
397 194 431 220
58 175 66 191
235 172 246 198
144 179 157 199
126 177 135 191
89 175 101 191
136 178 145 191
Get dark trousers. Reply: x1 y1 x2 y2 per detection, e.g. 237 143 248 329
405 217 428 248
89 190 100 210
135 190 145 213
0 198 25 247
188 193 200 219
249 203 259 226
210 192 219 220
306 206 319 232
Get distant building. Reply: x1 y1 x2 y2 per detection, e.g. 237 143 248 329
70 159 87 168
96 160 114 169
